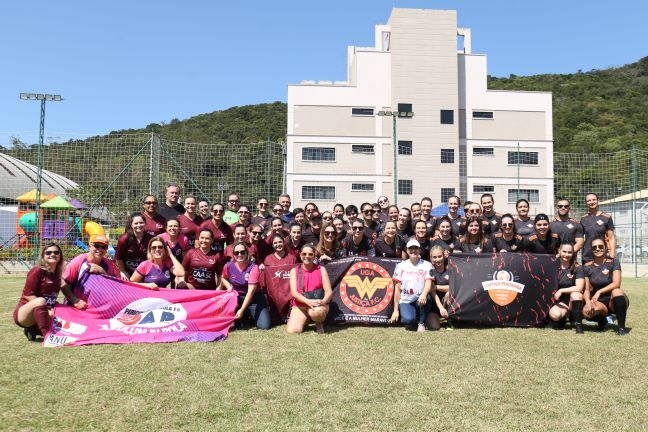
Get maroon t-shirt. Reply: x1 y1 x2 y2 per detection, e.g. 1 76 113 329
177 214 204 244
142 213 166 236
115 232 152 274
182 248 224 290
16 267 60 309
263 252 297 268
197 219 234 253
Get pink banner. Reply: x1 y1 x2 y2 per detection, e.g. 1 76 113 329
44 273 237 347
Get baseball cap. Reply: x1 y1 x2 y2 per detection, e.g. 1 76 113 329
406 239 421 249
89 234 110 245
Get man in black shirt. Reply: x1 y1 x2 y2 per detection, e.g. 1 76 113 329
158 183 185 220
549 198 584 252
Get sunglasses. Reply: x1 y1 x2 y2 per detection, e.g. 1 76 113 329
150 245 165 251
212 209 224 213
323 216 332 220
378 200 388 204
324 231 335 236
273 208 282 212
501 223 513 227
144 201 158 205
363 209 374 214
238 211 249 214
44 250 61 256
592 244 605 251
557 204 570 209
300 252 315 257
228 199 240 203
91 243 108 250
233 250 247 256
468 209 480 213
251 231 262 236
259 202 268 207
352 226 364 231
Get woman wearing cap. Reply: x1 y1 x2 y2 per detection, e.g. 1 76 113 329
514 199 535 237
373 221 405 258
492 213 524 253
141 194 166 236
115 212 152 279
549 243 585 333
286 244 333 334
221 242 271 329
582 238 628 335
176 195 204 245
456 217 494 254
130 236 185 289
390 239 444 332
159 218 190 263
13 243 69 341
261 233 297 270
430 216 459 257
522 214 560 255
316 225 343 263
581 193 616 263
182 229 224 290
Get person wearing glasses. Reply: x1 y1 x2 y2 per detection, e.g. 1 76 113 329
466 202 493 235
457 217 494 254
62 234 121 306
321 211 334 228
278 193 293 223
316 225 343 263
182 229 224 290
480 194 502 233
224 224 253 261
304 202 319 219
159 218 191 263
116 212 153 279
522 214 560 255
158 183 185 220
198 200 210 220
430 216 459 257
130 237 185 289
177 195 204 245
141 194 166 236
248 224 273 264
446 195 465 237
233 205 252 232
582 238 628 335
491 213 524 252
13 243 69 341
341 220 373 256
377 195 390 222
549 198 584 254
197 203 234 253
581 193 616 263
549 243 585 333
373 221 405 258
252 198 271 228
271 204 285 220
286 244 333 334
372 203 383 224
389 239 441 332
360 202 379 239
221 242 271 329
514 199 535 237
261 233 297 270
223 193 241 225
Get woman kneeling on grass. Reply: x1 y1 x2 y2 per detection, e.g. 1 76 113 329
548 243 585 333
286 245 332 334
13 243 69 341
582 238 629 335
130 236 185 289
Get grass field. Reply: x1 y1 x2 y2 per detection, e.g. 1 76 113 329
1 277 646 431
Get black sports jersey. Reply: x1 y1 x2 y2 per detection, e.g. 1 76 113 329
583 258 621 293
550 218 584 245
429 266 450 287
491 232 524 252
340 235 373 257
581 212 614 262
522 233 560 255
514 218 535 236
457 237 494 254
301 227 320 248
430 235 459 255
413 216 437 237
410 237 432 261
448 215 466 237
373 237 404 258
557 265 584 289
483 212 502 233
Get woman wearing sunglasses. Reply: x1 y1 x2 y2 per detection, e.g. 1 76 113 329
549 243 585 333
182 229 224 290
116 212 152 280
221 242 271 329
340 220 374 256
159 218 191 263
373 221 405 258
581 193 616 263
491 213 524 252
582 239 628 335
286 245 332 334
316 225 344 263
131 237 185 289
141 194 166 236
14 243 69 341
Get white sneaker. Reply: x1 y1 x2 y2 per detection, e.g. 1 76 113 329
417 323 426 333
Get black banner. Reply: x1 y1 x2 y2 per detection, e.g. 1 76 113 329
447 253 558 327
326 257 400 324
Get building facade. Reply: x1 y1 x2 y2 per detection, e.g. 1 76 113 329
287 8 553 214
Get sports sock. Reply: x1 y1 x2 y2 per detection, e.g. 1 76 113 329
32 305 52 336
570 300 584 324
612 296 627 328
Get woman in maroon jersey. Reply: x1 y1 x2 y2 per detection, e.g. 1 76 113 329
261 233 297 270
177 195 203 245
182 229 224 290
159 218 191 262
116 212 152 279
141 194 166 236
13 243 68 341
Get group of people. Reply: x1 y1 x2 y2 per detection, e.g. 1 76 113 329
13 184 630 341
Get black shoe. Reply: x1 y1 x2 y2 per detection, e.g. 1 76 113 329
597 319 607 332
575 324 584 334
551 319 566 330
23 327 38 341
617 327 627 336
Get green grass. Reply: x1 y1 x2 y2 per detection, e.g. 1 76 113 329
1 277 646 431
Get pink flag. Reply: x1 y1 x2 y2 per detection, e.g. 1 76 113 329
44 273 237 347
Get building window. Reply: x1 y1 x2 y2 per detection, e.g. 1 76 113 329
398 179 413 195
302 186 336 200
508 151 539 165
473 147 494 156
473 111 494 119
473 185 495 193
351 145 374 154
352 108 374 116
441 149 455 164
302 147 335 162
398 140 412 155
441 188 455 203
351 183 374 192
397 103 413 117
508 189 539 203
440 110 454 124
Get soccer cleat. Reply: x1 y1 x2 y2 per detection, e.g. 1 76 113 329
575 324 584 334
315 323 325 334
23 327 38 341
617 327 627 336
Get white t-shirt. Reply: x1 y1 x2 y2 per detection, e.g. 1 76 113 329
392 259 433 304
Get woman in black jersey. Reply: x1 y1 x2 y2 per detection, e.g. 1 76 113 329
373 221 405 258
514 199 535 236
581 193 616 263
446 195 465 237
522 214 560 255
492 213 524 252
430 216 459 257
582 238 629 335
429 245 450 307
340 220 373 256
410 220 432 260
548 243 585 333
457 217 494 254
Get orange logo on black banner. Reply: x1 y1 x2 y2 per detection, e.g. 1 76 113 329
481 270 525 306
339 261 393 314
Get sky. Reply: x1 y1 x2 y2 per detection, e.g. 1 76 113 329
1 0 646 146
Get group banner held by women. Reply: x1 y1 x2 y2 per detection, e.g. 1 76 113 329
44 273 237 347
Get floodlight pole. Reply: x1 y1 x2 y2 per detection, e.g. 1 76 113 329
19 93 63 260
377 110 414 206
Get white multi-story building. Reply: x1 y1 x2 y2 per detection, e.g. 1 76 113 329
287 8 553 214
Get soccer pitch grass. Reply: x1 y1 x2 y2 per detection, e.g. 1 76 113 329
1 278 646 431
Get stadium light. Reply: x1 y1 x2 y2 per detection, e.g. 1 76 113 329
19 92 63 260
377 109 414 206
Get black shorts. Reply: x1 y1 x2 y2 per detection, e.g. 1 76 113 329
556 294 571 306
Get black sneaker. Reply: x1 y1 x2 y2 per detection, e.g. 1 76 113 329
575 324 584 334
617 327 627 336
23 327 38 341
